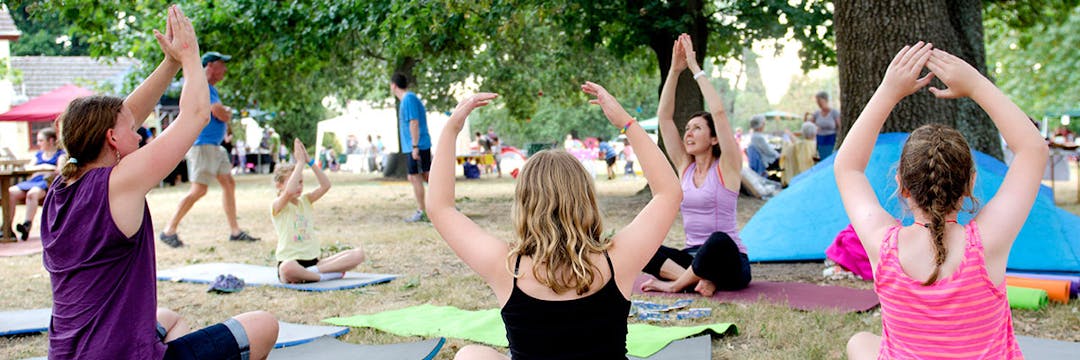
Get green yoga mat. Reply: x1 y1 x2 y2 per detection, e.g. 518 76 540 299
323 304 736 357
1007 286 1048 310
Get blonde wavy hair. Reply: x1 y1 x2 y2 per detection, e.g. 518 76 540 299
508 150 610 295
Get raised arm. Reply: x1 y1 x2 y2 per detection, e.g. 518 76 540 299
426 93 508 286
582 82 682 291
114 6 207 195
835 42 935 266
658 39 690 170
680 34 741 187
926 49 1048 262
304 140 333 204
273 139 307 216
123 17 181 126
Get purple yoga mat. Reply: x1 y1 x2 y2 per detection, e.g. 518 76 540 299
633 275 880 313
1006 272 1080 298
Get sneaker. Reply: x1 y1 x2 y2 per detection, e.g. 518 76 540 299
228 231 260 242
207 274 245 293
15 221 30 241
404 210 429 223
159 232 184 248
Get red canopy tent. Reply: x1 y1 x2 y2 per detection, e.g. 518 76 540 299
0 84 94 122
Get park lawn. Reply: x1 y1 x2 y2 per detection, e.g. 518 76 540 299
1 164 1078 359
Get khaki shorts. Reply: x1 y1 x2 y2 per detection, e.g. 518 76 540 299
187 145 232 184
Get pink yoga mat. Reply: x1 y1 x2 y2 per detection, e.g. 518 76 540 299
633 275 880 313
0 238 42 257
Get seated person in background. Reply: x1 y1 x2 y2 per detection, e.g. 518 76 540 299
748 115 780 177
274 139 366 283
7 127 64 240
779 121 819 186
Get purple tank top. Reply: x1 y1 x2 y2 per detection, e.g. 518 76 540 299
41 167 164 360
680 161 746 253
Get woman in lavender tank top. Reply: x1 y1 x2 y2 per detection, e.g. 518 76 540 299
639 34 752 296
41 6 278 360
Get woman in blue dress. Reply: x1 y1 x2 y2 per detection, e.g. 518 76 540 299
6 127 64 240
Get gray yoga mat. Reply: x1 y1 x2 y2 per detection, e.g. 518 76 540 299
0 308 50 336
268 336 445 360
1017 335 1080 359
157 262 397 292
631 335 711 360
275 321 350 348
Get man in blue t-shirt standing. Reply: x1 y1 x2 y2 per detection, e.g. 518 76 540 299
159 51 260 247
391 73 432 223
597 137 618 180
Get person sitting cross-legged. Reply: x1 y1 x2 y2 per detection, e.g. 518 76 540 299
273 138 366 283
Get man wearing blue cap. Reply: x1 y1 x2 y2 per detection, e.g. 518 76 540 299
160 51 260 247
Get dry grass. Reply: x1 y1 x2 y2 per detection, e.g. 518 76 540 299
2 161 1078 359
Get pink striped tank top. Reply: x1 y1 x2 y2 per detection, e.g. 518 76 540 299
875 221 1023 359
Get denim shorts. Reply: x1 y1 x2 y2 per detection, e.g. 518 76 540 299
163 318 250 360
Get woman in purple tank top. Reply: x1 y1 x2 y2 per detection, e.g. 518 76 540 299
639 34 752 296
42 6 278 360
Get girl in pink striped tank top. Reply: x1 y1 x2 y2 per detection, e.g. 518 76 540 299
834 43 1047 359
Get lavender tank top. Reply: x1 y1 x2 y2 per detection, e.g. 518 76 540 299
41 167 165 360
680 161 746 253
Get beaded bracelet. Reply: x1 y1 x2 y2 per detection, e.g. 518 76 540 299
621 119 636 134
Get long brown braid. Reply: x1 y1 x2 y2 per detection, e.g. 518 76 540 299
898 125 977 285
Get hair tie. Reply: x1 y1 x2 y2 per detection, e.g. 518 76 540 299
66 157 78 164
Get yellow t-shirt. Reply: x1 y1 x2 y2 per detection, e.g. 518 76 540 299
272 196 320 262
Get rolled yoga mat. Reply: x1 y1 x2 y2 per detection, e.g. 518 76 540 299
1006 286 1048 310
1006 272 1079 298
1005 276 1070 303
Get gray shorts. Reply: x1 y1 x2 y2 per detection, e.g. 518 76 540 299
187 145 232 185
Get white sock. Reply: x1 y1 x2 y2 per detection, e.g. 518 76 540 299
319 272 344 281
306 265 344 281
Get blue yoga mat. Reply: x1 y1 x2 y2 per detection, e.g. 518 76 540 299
0 308 50 336
157 263 397 292
268 336 445 360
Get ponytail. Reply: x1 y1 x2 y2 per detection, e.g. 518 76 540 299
60 158 80 179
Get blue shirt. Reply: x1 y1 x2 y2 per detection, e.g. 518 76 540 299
599 141 616 160
194 84 227 145
398 91 431 151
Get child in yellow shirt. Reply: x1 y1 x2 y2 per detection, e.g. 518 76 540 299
273 139 365 283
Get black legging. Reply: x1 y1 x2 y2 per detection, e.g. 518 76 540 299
643 231 751 291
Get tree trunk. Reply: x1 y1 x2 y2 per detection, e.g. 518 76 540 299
835 0 1002 159
393 56 418 153
648 0 708 153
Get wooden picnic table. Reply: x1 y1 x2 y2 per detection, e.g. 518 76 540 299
0 159 36 242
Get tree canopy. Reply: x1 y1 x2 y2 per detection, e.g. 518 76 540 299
986 2 1080 132
15 0 1078 151
15 0 837 147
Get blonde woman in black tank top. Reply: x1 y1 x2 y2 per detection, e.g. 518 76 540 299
427 83 682 359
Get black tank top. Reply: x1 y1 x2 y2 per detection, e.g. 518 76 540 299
500 251 631 359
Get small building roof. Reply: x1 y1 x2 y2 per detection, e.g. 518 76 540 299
0 9 21 40
11 56 135 98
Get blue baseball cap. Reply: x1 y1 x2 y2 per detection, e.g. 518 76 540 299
201 51 232 67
